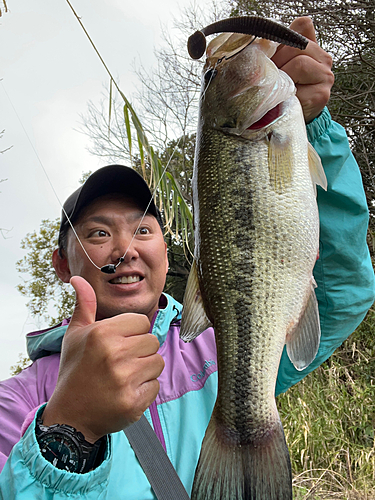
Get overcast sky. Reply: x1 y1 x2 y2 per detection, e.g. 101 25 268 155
0 0 215 380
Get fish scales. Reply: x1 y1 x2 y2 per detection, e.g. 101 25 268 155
181 31 325 500
196 126 313 436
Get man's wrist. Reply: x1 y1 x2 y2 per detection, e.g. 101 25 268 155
42 400 104 444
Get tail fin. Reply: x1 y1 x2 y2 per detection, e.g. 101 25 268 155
191 417 292 500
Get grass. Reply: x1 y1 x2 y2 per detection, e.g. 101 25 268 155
277 309 375 499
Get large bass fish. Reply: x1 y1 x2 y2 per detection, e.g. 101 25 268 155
180 17 327 500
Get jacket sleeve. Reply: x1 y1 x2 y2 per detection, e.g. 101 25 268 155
0 353 61 473
276 107 375 395
0 406 112 499
0 367 43 472
0 355 111 498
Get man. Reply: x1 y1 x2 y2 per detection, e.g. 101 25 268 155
0 17 374 499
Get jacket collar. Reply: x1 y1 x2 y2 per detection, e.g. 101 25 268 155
27 293 182 362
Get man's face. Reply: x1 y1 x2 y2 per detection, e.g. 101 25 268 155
56 195 168 321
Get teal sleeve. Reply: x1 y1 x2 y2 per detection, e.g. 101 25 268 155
276 108 375 396
0 407 111 499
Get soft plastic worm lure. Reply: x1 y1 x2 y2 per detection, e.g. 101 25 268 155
188 16 308 59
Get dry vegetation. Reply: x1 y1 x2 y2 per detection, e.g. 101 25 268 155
278 309 375 499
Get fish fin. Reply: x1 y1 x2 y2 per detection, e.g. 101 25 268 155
191 415 292 500
268 132 294 193
286 280 321 371
180 259 212 342
308 142 327 193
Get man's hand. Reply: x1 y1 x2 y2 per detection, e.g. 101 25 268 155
42 276 164 443
272 17 334 123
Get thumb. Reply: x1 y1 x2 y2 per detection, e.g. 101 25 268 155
289 17 317 43
69 276 97 327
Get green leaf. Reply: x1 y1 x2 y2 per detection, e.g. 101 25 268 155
108 78 113 139
123 102 132 161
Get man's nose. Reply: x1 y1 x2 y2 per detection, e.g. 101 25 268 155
111 234 140 264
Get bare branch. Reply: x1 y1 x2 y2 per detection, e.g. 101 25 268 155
0 0 8 17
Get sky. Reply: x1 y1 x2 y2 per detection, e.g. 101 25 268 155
0 0 213 380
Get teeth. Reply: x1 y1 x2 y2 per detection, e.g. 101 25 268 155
110 276 141 284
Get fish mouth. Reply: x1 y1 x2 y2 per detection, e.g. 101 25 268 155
109 275 144 284
247 103 283 130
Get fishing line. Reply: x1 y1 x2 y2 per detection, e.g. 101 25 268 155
101 137 181 274
1 79 181 274
63 0 183 273
201 59 220 102
3 0 183 275
0 80 105 271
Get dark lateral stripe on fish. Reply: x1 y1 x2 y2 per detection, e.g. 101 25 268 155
188 16 308 59
230 162 257 438
248 103 283 130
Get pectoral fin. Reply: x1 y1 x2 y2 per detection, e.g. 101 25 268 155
268 132 294 193
308 142 327 193
180 259 212 342
286 280 321 371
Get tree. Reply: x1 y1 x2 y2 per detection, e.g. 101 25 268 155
159 134 196 302
67 0 195 256
16 218 75 325
81 2 230 160
16 172 93 325
10 354 32 376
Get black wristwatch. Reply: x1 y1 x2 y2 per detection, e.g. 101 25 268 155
35 417 106 473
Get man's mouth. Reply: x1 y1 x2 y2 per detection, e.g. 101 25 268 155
109 275 143 284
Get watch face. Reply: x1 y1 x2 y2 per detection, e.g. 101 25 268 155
39 433 81 472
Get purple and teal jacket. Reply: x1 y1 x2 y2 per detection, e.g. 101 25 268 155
0 109 374 499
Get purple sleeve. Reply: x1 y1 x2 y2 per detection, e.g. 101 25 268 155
0 354 59 471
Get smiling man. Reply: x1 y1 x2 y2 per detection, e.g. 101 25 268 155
43 166 170 445
55 182 169 322
0 17 375 500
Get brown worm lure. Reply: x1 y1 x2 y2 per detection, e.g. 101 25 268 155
188 16 309 59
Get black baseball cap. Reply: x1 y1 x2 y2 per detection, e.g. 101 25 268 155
58 165 163 249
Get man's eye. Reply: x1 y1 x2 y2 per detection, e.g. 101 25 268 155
136 227 150 235
92 230 108 237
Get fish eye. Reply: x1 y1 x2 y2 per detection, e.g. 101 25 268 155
204 68 217 84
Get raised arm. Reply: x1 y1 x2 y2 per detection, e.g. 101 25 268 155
275 18 375 394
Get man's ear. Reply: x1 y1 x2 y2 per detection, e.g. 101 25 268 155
52 248 72 283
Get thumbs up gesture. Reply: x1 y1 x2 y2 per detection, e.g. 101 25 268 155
41 276 164 443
